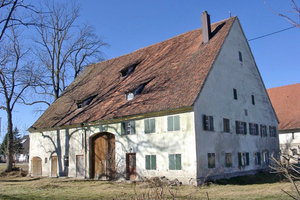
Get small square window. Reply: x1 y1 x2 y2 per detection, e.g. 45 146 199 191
121 121 135 135
45 158 48 164
208 153 215 168
236 121 247 134
260 125 267 137
254 152 261 165
249 123 259 135
292 148 298 156
269 126 277 137
238 152 249 167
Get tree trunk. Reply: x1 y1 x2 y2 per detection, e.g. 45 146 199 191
4 108 13 172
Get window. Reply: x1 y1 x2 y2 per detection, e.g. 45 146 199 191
238 51 243 62
208 153 215 168
249 123 259 135
121 121 135 135
223 118 230 133
244 109 248 116
292 132 295 139
225 153 232 167
254 152 261 165
45 158 47 164
292 148 298 156
260 125 267 137
251 95 255 105
145 155 156 170
233 88 237 100
144 118 155 134
203 115 214 131
238 152 249 167
77 96 95 108
126 83 146 101
169 154 181 170
81 133 85 149
121 63 138 77
269 126 277 137
262 150 269 165
236 121 247 134
167 115 180 131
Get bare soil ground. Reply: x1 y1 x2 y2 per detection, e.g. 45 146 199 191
0 165 296 200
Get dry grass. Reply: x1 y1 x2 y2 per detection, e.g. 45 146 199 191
0 174 295 200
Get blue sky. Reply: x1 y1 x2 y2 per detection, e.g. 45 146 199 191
0 0 299 139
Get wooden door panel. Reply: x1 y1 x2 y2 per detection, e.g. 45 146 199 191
51 156 57 177
126 153 136 180
31 157 42 176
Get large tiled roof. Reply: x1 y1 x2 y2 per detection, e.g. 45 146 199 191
267 83 300 130
31 17 237 130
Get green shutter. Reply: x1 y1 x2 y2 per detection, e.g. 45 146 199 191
121 122 125 135
210 116 214 131
236 121 239 134
203 115 207 130
150 118 155 133
144 119 149 133
174 115 180 131
130 120 135 134
238 153 242 166
244 122 247 135
145 155 150 170
168 116 173 131
151 155 156 170
176 154 181 170
169 154 175 170
246 152 249 165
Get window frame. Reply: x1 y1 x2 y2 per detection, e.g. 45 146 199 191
145 155 156 170
225 153 232 167
144 118 156 134
238 152 249 167
260 125 267 137
223 118 230 133
208 153 216 168
167 115 180 132
168 154 182 170
249 123 259 135
203 115 214 131
269 126 277 137
254 152 261 165
236 121 247 135
121 121 136 135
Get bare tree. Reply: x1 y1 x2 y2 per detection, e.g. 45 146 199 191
0 27 38 172
263 0 300 28
32 0 107 104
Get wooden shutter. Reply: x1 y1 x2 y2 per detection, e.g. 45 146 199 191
176 154 181 170
144 119 150 133
238 153 242 166
246 152 250 165
145 155 150 170
121 122 125 135
130 121 135 134
203 115 207 130
258 152 261 165
168 116 173 131
150 118 155 133
169 154 175 170
174 115 180 131
209 116 214 131
244 122 247 134
151 155 156 170
236 121 239 134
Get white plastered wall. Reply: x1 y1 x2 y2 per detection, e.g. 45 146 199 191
193 19 279 181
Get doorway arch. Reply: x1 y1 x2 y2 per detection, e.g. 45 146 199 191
91 132 115 179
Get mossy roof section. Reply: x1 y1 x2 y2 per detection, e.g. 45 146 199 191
31 17 236 130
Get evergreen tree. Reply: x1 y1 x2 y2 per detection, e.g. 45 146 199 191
0 128 22 156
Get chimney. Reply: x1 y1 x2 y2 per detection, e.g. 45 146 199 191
201 11 211 43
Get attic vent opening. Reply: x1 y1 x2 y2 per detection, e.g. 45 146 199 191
126 83 147 101
121 63 139 77
77 96 95 108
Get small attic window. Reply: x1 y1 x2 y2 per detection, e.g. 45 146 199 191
77 96 95 108
121 64 137 77
238 51 243 62
126 83 146 101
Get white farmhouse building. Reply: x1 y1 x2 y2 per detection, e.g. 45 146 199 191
268 83 300 161
29 12 279 185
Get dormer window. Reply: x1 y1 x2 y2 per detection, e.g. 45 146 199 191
121 63 138 78
77 96 95 108
126 83 146 101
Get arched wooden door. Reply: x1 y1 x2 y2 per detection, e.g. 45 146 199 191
92 132 115 179
31 157 42 176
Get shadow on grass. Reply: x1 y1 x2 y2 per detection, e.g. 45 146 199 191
0 177 41 182
212 172 287 186
0 194 23 200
